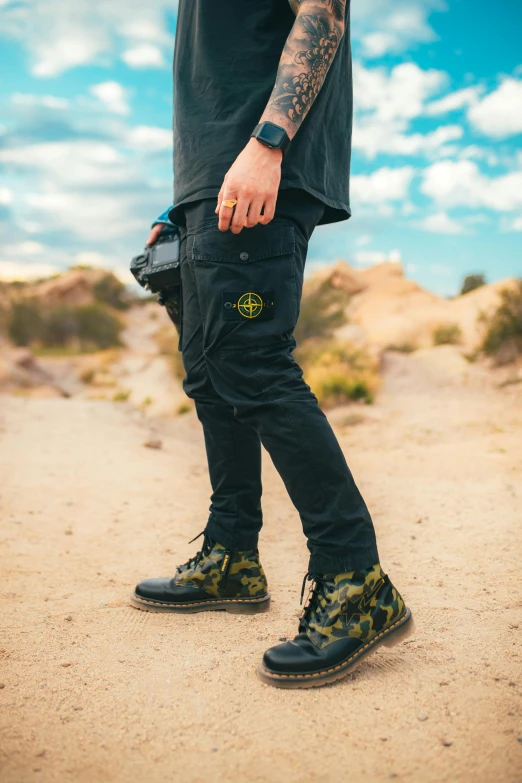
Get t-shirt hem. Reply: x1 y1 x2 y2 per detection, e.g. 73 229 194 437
169 182 351 227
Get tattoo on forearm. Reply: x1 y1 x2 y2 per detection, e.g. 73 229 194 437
266 1 346 134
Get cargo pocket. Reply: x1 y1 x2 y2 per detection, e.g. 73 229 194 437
189 218 298 353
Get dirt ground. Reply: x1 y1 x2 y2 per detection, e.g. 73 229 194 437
0 346 521 783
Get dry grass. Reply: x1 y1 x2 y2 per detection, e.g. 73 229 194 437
296 339 379 408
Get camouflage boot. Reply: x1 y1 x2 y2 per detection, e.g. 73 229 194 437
131 532 270 614
258 564 412 688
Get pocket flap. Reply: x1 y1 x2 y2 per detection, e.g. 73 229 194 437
191 219 295 264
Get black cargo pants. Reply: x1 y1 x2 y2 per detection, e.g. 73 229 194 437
177 189 379 574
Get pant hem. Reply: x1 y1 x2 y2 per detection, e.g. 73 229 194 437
205 518 261 553
308 547 380 575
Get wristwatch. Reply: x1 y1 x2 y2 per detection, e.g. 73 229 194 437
251 121 291 156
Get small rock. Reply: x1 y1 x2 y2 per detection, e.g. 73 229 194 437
380 737 388 742
441 739 453 747
509 624 519 629
417 712 428 721
439 681 449 686
278 637 287 642
509 682 516 687
60 663 72 668
73 706 83 711
144 439 163 450
518 737 522 744
508 712 515 716
0 683 5 689
64 528 73 536
65 615 73 622
35 750 46 758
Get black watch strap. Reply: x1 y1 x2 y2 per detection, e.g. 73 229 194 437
251 121 291 155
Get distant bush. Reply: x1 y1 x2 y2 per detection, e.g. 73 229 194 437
461 274 486 296
8 300 122 351
386 342 417 354
93 273 130 311
294 279 347 342
8 301 44 346
433 323 462 346
481 280 522 364
296 340 379 407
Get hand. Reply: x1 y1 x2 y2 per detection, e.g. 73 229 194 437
215 138 283 233
146 224 165 246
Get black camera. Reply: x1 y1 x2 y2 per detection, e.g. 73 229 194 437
130 228 182 326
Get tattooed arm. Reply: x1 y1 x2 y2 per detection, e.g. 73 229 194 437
263 0 346 137
217 0 346 233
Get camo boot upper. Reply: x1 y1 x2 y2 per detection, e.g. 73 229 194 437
174 538 269 599
300 564 405 649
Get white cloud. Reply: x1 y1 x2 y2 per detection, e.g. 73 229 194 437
468 77 522 139
421 160 522 212
125 126 172 151
89 82 130 116
355 234 372 247
24 190 148 241
353 62 463 158
0 186 13 205
503 215 522 232
0 140 132 187
418 212 466 234
355 62 447 122
0 0 174 76
351 166 415 203
353 118 462 159
11 93 69 109
353 249 402 267
0 261 61 281
351 0 447 58
425 85 484 116
121 44 166 69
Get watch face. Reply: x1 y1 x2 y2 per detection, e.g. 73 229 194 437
259 122 286 148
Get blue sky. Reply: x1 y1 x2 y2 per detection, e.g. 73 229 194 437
0 0 521 295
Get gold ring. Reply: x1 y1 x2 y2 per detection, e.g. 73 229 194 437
223 199 238 209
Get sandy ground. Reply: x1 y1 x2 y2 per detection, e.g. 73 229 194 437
0 346 521 783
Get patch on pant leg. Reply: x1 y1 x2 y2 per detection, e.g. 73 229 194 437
222 291 275 321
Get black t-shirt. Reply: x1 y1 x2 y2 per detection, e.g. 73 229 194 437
170 0 353 226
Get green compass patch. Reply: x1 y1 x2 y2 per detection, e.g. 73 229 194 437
222 291 275 321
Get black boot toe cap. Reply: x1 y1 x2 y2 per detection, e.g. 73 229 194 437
263 633 363 675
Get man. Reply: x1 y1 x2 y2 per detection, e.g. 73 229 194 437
131 0 412 688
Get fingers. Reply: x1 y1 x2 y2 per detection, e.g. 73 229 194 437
258 196 276 225
146 224 165 246
215 182 225 215
245 197 264 229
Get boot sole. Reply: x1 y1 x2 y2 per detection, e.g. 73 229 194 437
257 606 414 689
129 592 271 615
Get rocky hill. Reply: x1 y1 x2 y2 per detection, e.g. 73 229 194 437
306 260 517 351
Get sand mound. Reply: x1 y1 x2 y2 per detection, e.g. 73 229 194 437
313 261 517 350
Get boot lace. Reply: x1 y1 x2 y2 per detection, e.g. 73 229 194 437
299 572 335 632
176 530 214 574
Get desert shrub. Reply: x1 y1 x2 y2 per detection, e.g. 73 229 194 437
481 280 522 363
461 274 486 296
296 340 379 407
294 279 347 342
8 300 44 346
93 273 129 310
433 323 462 346
386 342 417 353
8 301 122 351
113 389 131 402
